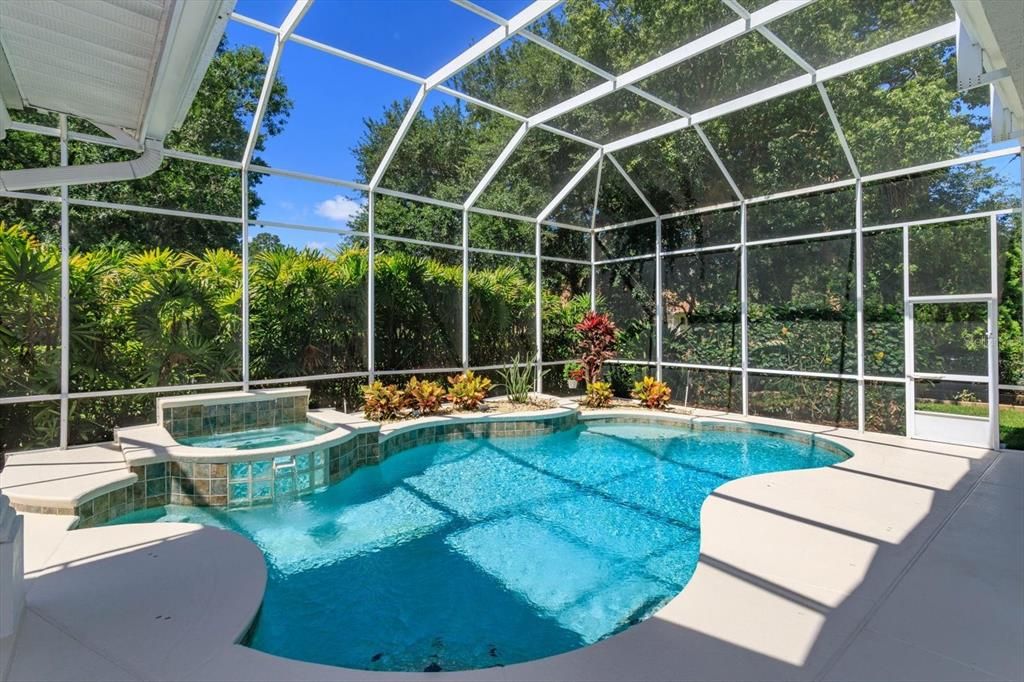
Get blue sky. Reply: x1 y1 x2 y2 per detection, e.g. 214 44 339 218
231 0 533 249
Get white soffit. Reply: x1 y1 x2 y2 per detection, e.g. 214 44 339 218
0 0 234 142
953 0 1024 138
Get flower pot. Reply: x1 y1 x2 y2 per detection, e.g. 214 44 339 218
567 379 578 389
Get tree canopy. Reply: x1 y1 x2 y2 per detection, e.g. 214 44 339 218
0 39 292 251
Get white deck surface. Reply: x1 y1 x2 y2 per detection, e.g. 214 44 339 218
0 444 135 510
1 411 1021 682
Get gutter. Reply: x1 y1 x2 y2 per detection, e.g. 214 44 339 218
0 140 163 192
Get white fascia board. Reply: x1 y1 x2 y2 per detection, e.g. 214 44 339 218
536 149 602 222
139 0 235 142
425 1 561 90
605 21 957 153
527 0 815 126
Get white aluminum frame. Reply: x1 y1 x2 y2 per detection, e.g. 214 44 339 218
3 0 1022 452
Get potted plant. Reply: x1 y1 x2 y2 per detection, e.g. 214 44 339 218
563 362 584 389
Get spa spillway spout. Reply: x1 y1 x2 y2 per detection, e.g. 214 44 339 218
272 456 298 499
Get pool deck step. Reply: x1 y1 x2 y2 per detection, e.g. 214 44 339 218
0 444 136 514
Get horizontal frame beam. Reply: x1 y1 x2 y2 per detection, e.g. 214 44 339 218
604 21 957 153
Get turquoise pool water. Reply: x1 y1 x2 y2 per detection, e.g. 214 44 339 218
178 422 327 449
110 422 844 672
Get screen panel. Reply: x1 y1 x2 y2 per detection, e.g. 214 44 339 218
662 251 741 368
595 259 656 363
747 236 857 375
248 227 367 379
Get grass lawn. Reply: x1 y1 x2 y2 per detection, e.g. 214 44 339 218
916 402 1024 449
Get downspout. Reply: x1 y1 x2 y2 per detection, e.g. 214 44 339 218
0 140 163 192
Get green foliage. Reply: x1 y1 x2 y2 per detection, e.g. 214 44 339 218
0 40 292 251
497 354 538 404
404 377 445 415
582 380 613 408
446 370 493 410
563 362 584 382
361 381 406 421
0 234 586 448
631 376 672 409
0 223 60 396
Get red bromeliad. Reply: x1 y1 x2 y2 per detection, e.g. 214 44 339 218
575 311 617 385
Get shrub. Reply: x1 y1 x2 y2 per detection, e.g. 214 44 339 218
631 376 672 409
582 380 613 408
447 370 493 410
405 377 445 415
497 354 536 404
575 311 618 384
362 381 407 420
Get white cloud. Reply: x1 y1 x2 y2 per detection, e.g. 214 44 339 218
315 195 362 223
305 240 327 252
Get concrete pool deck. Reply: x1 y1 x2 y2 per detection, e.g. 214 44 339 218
1 408 1021 681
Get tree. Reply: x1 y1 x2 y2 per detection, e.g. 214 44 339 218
0 40 292 251
249 232 284 255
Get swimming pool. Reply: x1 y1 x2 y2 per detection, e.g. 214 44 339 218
177 422 327 449
109 421 845 672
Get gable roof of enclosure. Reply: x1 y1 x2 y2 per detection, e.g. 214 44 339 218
2 0 1018 228
225 0 1021 232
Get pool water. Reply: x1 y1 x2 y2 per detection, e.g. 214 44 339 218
177 422 327 449
110 422 844 672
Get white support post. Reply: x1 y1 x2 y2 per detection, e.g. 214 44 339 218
590 229 597 312
241 170 250 390
535 220 543 393
903 224 914 437
855 180 865 430
59 115 69 449
655 217 663 381
740 201 749 415
989 213 1000 449
367 193 376 382
588 155 603 313
462 209 470 369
